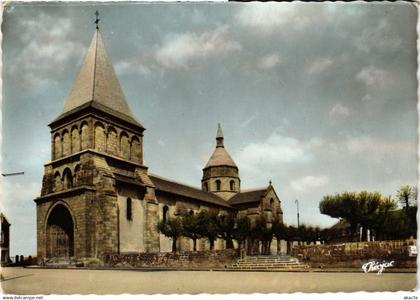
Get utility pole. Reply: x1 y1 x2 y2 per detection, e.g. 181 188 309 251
295 199 300 229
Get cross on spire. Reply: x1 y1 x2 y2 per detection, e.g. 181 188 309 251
94 10 100 29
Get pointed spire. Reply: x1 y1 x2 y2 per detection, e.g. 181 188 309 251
62 25 134 119
216 123 224 148
204 124 237 169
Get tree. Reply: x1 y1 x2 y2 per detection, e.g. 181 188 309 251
197 210 219 250
284 225 298 254
181 213 202 251
158 217 183 252
232 216 251 254
369 195 397 240
250 216 272 255
320 191 398 242
397 185 417 211
217 213 236 249
320 192 359 241
271 218 287 254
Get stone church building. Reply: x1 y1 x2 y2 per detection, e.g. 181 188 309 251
34 26 283 261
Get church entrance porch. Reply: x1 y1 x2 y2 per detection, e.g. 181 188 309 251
46 204 74 259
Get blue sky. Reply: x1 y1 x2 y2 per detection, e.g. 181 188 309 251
1 2 418 256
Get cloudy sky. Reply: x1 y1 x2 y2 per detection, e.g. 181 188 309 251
2 2 418 256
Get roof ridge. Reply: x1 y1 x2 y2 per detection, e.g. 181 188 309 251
240 187 268 193
149 173 205 192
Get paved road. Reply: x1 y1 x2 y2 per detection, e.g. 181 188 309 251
1 267 416 294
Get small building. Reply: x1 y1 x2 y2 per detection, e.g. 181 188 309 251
1 213 11 265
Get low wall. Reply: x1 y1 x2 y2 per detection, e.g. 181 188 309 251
291 239 417 268
103 249 238 268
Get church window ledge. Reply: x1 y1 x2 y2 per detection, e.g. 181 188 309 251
34 185 97 203
46 149 146 169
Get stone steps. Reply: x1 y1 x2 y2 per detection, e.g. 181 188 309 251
230 255 309 270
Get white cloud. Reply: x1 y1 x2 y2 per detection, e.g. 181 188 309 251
345 135 373 155
305 58 334 74
235 131 323 175
329 103 350 122
290 175 329 192
10 13 86 90
236 3 309 33
355 19 402 53
115 60 151 77
155 26 241 69
356 65 390 91
0 180 40 212
257 53 282 69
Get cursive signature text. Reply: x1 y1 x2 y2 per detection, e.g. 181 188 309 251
362 260 394 275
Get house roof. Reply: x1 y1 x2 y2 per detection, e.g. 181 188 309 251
149 174 232 208
56 28 140 126
204 124 237 169
228 188 267 205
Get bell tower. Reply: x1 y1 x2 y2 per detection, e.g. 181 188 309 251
35 15 160 262
202 124 240 200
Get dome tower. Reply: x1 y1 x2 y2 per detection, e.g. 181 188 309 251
202 124 240 200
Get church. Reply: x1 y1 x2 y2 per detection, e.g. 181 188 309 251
34 24 283 260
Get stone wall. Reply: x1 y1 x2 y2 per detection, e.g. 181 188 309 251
292 239 417 268
103 249 238 268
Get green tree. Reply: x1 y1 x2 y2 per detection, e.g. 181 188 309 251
217 213 236 249
158 217 183 252
271 218 287 254
319 192 359 241
181 213 202 251
232 216 251 254
397 185 417 211
197 210 219 250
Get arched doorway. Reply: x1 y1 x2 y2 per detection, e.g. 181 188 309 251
46 204 74 258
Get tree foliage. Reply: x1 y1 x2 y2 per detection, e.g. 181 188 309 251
158 217 183 252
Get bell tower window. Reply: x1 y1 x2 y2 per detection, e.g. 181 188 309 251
216 180 221 191
230 180 235 191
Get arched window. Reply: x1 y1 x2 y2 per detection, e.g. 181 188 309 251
230 180 235 191
80 122 89 150
131 136 141 163
126 198 132 220
94 122 106 152
270 198 274 210
71 126 80 153
216 180 221 191
107 127 118 156
54 171 62 192
74 165 81 186
163 205 169 223
120 132 130 159
54 134 61 160
62 168 73 189
189 210 194 216
62 130 71 157
204 182 208 192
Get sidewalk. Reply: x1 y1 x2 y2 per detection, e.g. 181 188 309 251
24 265 416 273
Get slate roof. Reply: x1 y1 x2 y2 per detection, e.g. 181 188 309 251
228 188 267 205
204 124 237 169
149 174 232 208
57 29 140 126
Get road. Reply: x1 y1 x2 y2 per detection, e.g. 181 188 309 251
1 267 416 294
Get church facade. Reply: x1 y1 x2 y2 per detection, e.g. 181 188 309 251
34 27 283 261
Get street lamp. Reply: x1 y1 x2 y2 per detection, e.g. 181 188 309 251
295 199 300 229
